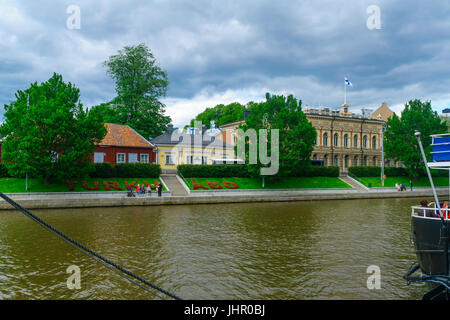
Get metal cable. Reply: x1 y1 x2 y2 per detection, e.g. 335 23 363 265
0 192 182 300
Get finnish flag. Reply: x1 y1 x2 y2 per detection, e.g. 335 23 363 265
345 77 353 87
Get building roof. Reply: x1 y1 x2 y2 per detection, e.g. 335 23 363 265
372 102 394 122
151 125 234 149
99 123 154 148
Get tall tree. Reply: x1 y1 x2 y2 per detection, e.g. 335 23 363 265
237 93 316 179
103 43 171 139
0 73 106 184
384 99 447 178
189 102 251 128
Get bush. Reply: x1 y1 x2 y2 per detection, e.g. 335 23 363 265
89 163 116 178
0 163 9 178
89 163 161 178
348 166 446 178
178 164 250 178
114 163 161 178
178 164 340 178
348 166 380 177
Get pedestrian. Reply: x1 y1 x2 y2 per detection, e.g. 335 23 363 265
395 182 400 191
401 182 406 191
410 180 413 192
136 184 141 197
146 184 151 197
158 183 162 197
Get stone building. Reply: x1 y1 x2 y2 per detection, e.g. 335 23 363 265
219 102 401 174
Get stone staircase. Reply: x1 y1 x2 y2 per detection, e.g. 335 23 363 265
160 174 188 196
339 175 369 192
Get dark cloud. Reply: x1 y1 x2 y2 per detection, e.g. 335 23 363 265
1 0 450 125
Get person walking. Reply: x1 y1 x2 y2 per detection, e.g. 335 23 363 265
158 183 162 197
410 180 413 192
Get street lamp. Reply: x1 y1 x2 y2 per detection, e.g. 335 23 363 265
381 123 386 187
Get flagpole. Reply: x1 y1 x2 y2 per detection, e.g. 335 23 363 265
344 80 347 104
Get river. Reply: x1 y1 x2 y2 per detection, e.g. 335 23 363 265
0 198 428 299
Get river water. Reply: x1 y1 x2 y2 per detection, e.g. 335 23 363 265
0 198 428 300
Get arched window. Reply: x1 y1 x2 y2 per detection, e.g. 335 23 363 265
323 133 328 147
334 155 339 166
353 135 358 148
313 154 317 160
323 154 328 166
353 156 358 166
334 133 339 147
363 156 368 166
363 135 368 149
372 136 377 150
344 155 349 168
372 156 377 166
344 134 348 148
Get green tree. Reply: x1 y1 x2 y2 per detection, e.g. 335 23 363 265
237 93 316 180
102 43 171 139
0 73 106 184
384 99 447 178
190 102 247 128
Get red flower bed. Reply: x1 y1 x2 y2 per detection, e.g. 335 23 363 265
82 180 100 190
222 181 239 189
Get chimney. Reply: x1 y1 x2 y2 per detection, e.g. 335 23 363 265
167 124 174 134
210 120 215 129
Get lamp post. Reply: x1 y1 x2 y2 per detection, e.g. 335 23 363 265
381 123 386 187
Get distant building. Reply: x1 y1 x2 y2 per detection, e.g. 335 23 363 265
219 102 401 174
151 124 238 170
91 123 156 164
372 102 394 122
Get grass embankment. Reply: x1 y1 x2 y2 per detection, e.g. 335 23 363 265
356 176 450 188
185 177 351 190
0 177 165 193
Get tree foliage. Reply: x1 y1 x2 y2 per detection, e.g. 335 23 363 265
190 102 255 128
0 73 106 184
384 99 447 178
237 93 316 178
97 43 171 139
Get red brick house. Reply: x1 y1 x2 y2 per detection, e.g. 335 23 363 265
91 123 156 164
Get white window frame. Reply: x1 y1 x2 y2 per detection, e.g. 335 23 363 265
94 152 105 163
116 153 126 164
165 153 174 165
140 153 149 163
128 153 138 163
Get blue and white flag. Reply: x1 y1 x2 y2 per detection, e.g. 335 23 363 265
345 77 353 87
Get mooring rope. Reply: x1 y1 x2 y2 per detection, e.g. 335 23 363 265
0 192 182 300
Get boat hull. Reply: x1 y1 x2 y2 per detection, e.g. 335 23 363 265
411 215 450 275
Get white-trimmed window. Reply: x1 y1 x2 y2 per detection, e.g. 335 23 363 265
186 155 193 164
116 153 126 164
165 153 174 165
129 153 138 163
140 154 149 163
94 152 105 163
202 156 208 165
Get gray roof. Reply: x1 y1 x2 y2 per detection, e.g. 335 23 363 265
151 128 234 149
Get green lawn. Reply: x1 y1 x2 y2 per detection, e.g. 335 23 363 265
185 177 352 190
0 177 165 193
355 176 450 188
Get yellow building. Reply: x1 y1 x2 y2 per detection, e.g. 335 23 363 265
219 103 401 174
151 124 237 171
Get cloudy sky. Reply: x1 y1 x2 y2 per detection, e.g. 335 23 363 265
1 0 450 127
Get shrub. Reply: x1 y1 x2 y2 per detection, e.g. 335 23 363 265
348 166 380 177
178 164 340 178
89 163 116 178
114 163 161 178
89 163 161 178
0 163 9 178
178 164 250 178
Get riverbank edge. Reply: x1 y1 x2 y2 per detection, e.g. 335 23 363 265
0 188 448 210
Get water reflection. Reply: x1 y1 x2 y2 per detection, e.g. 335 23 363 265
0 198 428 299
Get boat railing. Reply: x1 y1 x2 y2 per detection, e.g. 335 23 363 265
411 205 450 219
